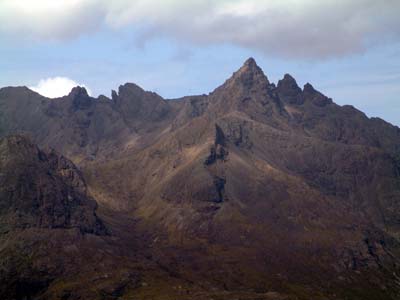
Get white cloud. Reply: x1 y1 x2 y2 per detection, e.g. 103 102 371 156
29 77 91 98
1 0 400 59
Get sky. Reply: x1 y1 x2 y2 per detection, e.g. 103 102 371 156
0 0 399 126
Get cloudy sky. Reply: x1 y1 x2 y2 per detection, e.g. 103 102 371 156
0 0 399 126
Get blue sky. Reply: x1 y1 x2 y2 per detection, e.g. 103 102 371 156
0 0 399 126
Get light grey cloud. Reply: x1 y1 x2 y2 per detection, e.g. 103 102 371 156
0 0 103 40
1 0 400 59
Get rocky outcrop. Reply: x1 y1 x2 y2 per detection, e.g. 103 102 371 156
0 135 106 234
68 86 92 111
204 125 229 165
302 82 333 107
213 176 226 203
277 74 304 105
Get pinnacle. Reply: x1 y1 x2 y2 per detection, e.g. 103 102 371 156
68 86 89 98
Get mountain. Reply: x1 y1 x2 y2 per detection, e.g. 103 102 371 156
1 58 400 299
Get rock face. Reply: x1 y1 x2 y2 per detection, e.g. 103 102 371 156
1 58 400 299
0 135 105 233
0 136 110 300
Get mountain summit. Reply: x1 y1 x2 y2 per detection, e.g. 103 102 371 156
235 57 268 79
223 57 270 90
0 59 400 299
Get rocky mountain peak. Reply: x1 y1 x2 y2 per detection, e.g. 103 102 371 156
68 86 89 98
302 82 332 107
111 89 118 101
68 86 92 110
303 82 315 93
209 58 286 120
115 82 152 104
278 74 299 89
277 74 303 105
225 57 270 89
242 57 258 68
